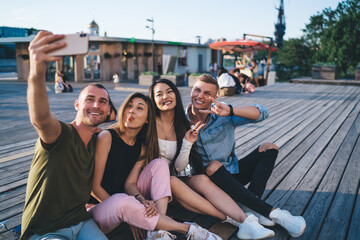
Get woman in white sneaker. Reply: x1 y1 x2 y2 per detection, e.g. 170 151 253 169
88 92 221 240
149 79 275 239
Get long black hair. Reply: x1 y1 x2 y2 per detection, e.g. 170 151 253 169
149 79 204 174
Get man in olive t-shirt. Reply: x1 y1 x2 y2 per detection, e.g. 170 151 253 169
21 31 111 240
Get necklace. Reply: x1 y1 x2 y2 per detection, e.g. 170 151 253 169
157 121 174 140
164 124 174 140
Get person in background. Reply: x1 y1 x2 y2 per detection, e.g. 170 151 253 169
60 71 73 92
113 73 120 87
250 60 260 87
216 67 236 96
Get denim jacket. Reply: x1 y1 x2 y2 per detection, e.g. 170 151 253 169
185 103 269 174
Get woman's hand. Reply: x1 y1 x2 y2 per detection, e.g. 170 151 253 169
137 196 158 218
129 224 146 240
184 121 206 143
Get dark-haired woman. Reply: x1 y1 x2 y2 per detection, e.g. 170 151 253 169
149 80 275 240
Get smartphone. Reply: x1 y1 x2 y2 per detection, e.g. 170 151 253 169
48 33 89 56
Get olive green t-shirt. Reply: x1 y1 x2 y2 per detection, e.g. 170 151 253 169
20 121 97 239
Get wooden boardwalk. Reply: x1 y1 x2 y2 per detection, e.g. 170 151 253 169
0 82 359 240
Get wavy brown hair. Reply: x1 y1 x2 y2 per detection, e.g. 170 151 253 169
110 92 159 166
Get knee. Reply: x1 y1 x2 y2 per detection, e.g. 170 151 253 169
111 193 134 212
149 158 170 173
170 176 181 188
193 174 211 184
259 142 279 152
205 161 223 176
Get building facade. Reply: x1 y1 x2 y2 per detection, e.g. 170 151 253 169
0 21 212 83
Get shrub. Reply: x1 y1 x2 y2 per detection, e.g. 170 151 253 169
140 71 157 76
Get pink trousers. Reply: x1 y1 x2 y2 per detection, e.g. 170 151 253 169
89 158 171 234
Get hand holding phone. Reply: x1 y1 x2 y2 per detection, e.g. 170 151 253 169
48 33 89 56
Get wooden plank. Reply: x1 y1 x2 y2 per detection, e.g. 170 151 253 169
347 182 360 240
0 186 26 203
0 179 28 194
0 162 30 181
0 212 22 233
236 86 356 159
293 109 360 240
0 172 29 189
263 88 359 191
0 150 34 164
264 92 359 200
0 194 25 219
0 203 24 223
269 100 360 240
316 131 360 239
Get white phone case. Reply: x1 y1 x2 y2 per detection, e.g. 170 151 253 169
48 33 89 56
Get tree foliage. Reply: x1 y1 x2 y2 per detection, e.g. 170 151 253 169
303 0 360 77
274 38 313 80
276 0 360 79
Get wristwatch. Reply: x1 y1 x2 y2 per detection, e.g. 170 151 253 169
228 104 234 116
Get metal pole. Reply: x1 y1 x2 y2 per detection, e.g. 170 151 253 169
151 19 154 72
146 18 155 72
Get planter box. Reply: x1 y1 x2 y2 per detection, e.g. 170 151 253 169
160 74 185 86
188 76 198 88
312 65 337 80
139 75 160 86
356 66 360 81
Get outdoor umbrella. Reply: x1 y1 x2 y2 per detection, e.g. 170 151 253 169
209 39 277 53
209 39 277 85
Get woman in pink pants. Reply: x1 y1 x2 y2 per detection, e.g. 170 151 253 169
88 92 221 240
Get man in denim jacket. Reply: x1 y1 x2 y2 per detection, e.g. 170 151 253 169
185 74 306 238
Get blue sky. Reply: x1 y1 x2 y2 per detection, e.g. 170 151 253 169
2 0 341 43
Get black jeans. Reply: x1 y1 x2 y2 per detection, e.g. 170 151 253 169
209 147 278 217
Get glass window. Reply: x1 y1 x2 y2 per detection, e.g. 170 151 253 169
178 48 187 66
84 55 91 79
93 55 100 79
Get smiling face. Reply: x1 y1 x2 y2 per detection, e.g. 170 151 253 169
75 85 110 126
153 82 177 112
191 80 218 110
123 97 149 130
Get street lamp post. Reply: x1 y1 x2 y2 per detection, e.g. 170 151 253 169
146 18 155 72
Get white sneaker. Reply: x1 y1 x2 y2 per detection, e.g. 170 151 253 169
237 215 275 240
241 206 275 227
222 216 240 227
269 208 306 237
146 230 177 240
186 222 222 240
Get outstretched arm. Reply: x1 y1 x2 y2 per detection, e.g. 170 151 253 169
200 97 261 120
27 31 66 144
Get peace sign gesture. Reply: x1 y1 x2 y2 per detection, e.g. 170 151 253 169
184 121 206 143
199 97 231 117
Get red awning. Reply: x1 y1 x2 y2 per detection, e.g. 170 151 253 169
209 39 277 53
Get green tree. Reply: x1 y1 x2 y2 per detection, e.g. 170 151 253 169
303 0 360 77
274 38 313 80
